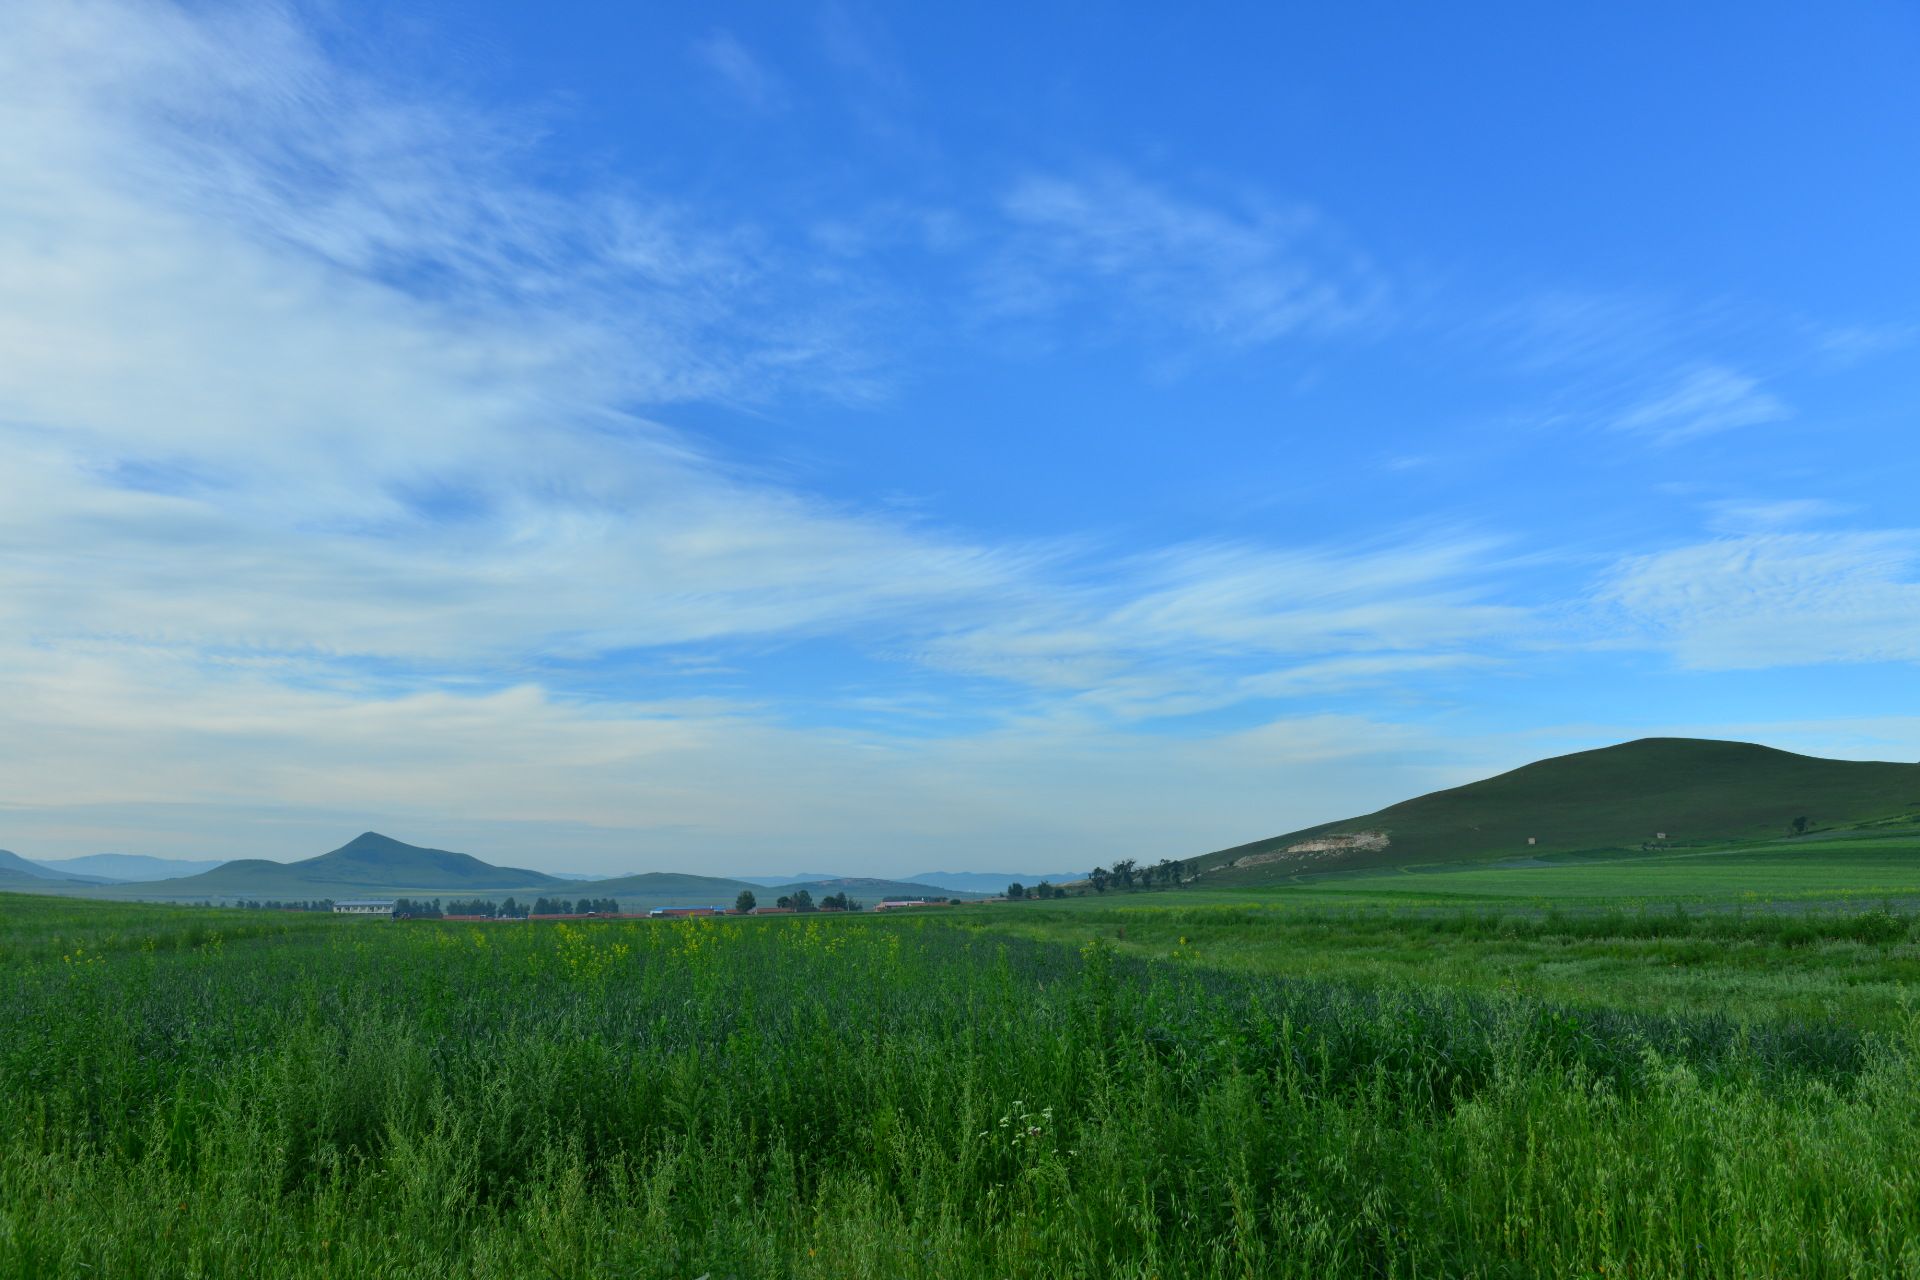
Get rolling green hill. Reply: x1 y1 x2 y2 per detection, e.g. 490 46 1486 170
1195 738 1920 883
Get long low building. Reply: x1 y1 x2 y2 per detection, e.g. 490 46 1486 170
332 900 396 916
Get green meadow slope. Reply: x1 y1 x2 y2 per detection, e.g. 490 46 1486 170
1196 737 1920 883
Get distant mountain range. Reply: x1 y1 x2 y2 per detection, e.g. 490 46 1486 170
0 833 987 908
733 872 846 887
0 849 115 886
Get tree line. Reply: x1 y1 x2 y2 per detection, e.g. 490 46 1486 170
1083 857 1188 894
391 897 623 919
735 889 863 913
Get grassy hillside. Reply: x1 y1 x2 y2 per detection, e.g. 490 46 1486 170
1196 737 1920 883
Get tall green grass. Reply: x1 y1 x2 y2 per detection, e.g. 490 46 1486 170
2 898 1918 1276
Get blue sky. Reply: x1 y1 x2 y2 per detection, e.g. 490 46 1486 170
1 0 1917 874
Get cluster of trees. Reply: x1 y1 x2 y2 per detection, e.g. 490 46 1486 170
1085 858 1187 893
1005 882 1067 900
408 897 624 919
229 899 335 912
532 897 621 916
734 888 863 913
434 898 529 918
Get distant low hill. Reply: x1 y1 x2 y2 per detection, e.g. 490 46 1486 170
734 871 846 887
906 870 1082 895
33 853 228 882
1195 738 1920 883
145 832 565 898
576 870 757 904
777 876 988 901
0 850 113 885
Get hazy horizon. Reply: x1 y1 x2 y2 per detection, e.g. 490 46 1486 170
3 2 1917 877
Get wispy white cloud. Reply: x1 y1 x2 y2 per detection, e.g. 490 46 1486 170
1812 321 1917 369
0 3 1525 697
915 537 1524 720
12 2 1903 872
0 0 1020 665
1602 531 1920 669
1704 497 1851 533
818 2 911 98
0 1 1541 867
1611 365 1789 443
981 170 1388 360
694 29 788 112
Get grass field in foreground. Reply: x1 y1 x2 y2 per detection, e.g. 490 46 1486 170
6 887 1920 1277
977 841 1920 1029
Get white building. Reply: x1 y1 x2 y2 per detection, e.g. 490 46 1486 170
332 900 395 916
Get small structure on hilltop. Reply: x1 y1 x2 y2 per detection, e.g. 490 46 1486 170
332 900 395 916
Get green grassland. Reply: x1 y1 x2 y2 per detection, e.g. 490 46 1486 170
1181 838 1920 908
8 851 1920 1278
998 838 1920 1030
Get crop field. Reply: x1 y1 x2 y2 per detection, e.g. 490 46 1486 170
5 887 1920 1278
